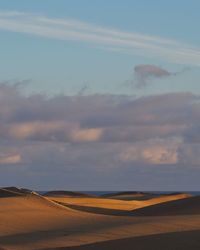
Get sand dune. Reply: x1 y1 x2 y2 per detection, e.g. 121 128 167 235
0 188 200 250
101 191 185 201
131 195 200 216
48 193 191 215
0 187 34 198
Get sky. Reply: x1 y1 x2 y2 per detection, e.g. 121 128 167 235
0 1 200 190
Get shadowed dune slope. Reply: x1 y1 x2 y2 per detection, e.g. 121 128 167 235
0 187 34 198
131 195 200 216
42 230 200 250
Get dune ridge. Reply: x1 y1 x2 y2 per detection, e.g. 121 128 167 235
0 187 33 197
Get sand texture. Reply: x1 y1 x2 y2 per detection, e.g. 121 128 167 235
0 188 200 250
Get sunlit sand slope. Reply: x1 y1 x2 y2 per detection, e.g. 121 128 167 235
48 193 191 214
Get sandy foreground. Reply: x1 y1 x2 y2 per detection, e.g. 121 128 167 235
0 188 200 250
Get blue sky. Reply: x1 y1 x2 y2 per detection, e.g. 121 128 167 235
0 1 200 190
0 0 200 95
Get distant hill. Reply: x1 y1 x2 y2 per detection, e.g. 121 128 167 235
101 191 157 200
44 190 94 198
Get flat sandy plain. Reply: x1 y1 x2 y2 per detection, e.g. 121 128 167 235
1 188 200 250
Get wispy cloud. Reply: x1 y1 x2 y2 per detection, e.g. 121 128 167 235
0 11 200 65
134 64 172 88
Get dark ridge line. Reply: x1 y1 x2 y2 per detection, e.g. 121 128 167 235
44 190 95 198
101 191 151 197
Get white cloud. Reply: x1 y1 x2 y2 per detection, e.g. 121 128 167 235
70 128 103 142
1 84 200 189
0 154 21 164
119 139 180 165
0 83 200 171
0 11 200 65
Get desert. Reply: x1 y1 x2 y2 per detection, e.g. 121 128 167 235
0 187 200 250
